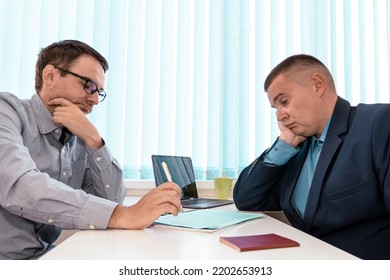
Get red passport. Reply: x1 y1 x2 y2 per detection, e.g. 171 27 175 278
220 233 300 252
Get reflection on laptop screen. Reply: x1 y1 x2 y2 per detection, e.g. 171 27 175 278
151 155 198 199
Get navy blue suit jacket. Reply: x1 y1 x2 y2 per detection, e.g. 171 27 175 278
233 97 390 259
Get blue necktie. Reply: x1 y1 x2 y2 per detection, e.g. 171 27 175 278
291 138 323 218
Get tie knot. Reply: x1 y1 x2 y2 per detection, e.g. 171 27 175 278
311 138 323 152
314 139 323 146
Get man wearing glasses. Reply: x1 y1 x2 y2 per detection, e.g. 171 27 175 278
0 40 181 259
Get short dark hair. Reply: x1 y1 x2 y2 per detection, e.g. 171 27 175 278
35 40 108 93
264 54 330 92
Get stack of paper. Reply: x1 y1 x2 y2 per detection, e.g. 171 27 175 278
153 209 263 231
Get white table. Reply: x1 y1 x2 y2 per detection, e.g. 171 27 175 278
41 198 358 260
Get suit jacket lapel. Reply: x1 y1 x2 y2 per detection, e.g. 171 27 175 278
303 97 351 231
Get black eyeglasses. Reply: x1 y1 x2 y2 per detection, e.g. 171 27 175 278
54 67 107 102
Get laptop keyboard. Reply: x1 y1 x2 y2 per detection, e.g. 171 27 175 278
182 198 212 205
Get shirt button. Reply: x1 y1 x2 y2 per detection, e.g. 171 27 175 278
96 157 102 161
48 219 54 224
62 171 67 177
55 129 60 134
106 184 110 188
89 224 95 229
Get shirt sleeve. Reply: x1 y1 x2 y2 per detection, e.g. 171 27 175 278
263 138 300 166
84 143 126 204
0 95 121 230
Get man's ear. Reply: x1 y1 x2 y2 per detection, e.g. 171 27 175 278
312 73 326 96
42 65 57 85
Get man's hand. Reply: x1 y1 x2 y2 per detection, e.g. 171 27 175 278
48 98 103 149
108 182 182 230
277 120 306 148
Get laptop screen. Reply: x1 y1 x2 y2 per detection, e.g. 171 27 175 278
151 155 198 199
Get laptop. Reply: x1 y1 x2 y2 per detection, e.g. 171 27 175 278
151 155 233 209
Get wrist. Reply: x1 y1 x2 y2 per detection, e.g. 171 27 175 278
279 135 298 147
85 135 104 149
108 204 145 230
108 205 125 229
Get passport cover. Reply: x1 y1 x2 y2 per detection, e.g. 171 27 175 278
220 233 300 252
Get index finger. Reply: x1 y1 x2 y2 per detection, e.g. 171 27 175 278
156 182 182 197
47 98 73 107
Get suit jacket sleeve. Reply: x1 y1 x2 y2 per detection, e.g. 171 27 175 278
371 105 390 214
233 151 286 211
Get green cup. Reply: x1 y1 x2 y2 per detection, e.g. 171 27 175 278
214 177 234 199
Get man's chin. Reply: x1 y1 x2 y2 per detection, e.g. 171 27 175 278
77 104 92 114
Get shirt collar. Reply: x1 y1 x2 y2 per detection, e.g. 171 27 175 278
31 94 58 135
312 116 332 144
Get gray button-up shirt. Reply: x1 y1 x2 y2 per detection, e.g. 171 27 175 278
0 92 125 259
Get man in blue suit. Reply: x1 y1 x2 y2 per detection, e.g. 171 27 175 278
233 54 390 259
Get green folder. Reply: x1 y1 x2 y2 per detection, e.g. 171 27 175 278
154 209 263 231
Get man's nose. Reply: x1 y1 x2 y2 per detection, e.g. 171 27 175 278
88 92 99 105
276 109 287 121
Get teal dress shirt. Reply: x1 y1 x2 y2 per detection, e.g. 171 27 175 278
264 118 331 218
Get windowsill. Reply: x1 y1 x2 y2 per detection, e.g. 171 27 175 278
124 179 214 189
124 180 221 198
